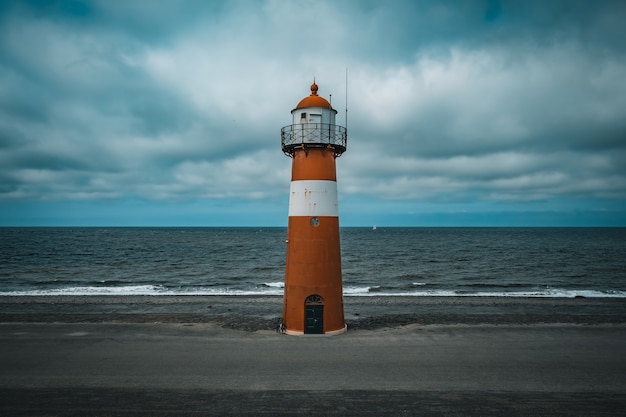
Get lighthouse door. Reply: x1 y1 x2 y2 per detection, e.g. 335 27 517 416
309 113 321 124
304 295 324 334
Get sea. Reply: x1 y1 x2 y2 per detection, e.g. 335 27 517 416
1 227 625 298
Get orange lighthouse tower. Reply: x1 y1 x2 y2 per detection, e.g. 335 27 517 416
280 82 348 335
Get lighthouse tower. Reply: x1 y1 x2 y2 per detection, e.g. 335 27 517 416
280 82 348 335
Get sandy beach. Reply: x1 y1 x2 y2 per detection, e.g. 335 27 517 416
1 296 625 416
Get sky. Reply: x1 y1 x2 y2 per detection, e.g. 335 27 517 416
1 0 625 227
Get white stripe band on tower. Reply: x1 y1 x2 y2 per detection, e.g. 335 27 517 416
288 180 338 217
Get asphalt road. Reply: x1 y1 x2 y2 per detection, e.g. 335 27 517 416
1 322 625 416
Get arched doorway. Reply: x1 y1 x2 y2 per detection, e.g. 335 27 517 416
304 294 324 334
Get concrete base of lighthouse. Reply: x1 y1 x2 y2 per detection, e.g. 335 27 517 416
284 325 347 336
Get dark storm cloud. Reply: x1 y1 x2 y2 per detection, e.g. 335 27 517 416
338 0 626 207
0 0 278 203
0 0 625 225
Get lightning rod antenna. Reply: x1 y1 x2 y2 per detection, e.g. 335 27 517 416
345 68 348 130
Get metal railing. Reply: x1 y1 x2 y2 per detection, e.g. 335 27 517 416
281 123 347 156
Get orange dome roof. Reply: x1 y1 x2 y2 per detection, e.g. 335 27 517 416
295 82 333 109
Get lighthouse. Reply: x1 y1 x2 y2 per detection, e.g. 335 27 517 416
280 82 348 335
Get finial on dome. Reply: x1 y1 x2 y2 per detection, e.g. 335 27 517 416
310 79 319 96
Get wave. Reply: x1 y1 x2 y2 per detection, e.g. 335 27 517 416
1 286 624 298
344 286 375 295
262 282 284 288
0 285 284 297
0 285 167 296
350 289 626 298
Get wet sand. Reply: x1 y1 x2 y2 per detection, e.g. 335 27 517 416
2 295 625 329
1 296 625 416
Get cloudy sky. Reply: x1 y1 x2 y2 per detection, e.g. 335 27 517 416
1 0 625 227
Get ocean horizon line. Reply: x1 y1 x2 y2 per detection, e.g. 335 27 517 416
2 226 625 229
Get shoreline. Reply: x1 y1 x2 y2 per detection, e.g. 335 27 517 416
1 295 624 331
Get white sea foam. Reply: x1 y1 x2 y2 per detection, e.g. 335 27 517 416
349 289 626 298
0 285 283 297
0 285 166 296
1 286 624 298
343 286 374 295
263 282 285 288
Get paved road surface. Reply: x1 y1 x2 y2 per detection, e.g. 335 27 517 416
1 322 625 416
